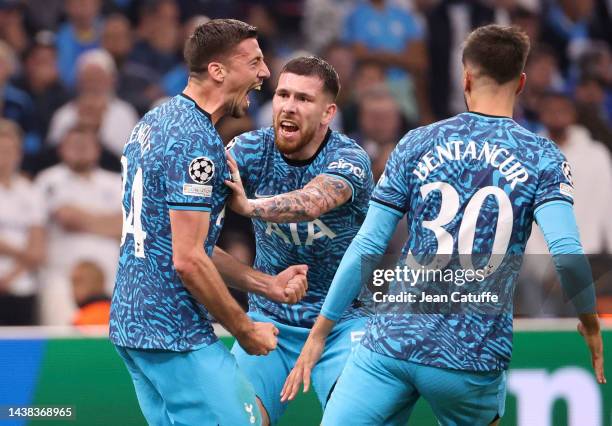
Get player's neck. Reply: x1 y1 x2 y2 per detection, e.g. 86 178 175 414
182 81 225 124
283 127 330 161
467 90 515 118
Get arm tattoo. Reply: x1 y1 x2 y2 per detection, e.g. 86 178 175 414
249 175 352 223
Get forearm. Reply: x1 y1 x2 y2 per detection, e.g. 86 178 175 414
25 227 45 267
249 188 322 223
177 251 252 337
249 175 350 223
212 246 271 296
308 314 336 343
82 213 123 239
535 201 596 314
321 202 401 321
0 263 26 286
0 239 22 259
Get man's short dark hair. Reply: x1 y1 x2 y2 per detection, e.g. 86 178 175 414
280 56 340 100
184 19 257 75
462 24 531 84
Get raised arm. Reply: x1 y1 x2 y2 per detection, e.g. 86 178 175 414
281 201 402 401
535 200 606 384
225 152 352 223
170 209 278 355
212 246 308 304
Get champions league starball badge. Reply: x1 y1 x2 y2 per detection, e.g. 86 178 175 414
189 157 215 184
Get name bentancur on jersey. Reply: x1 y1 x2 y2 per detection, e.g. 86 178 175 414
412 140 529 189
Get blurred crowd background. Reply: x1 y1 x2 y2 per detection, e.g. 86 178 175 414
0 0 610 327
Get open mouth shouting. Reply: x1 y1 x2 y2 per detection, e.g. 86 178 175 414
245 83 263 108
279 119 300 139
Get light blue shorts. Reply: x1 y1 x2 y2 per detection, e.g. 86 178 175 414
116 341 261 426
232 312 366 425
323 344 506 426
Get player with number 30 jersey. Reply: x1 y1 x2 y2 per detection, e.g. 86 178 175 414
283 25 605 426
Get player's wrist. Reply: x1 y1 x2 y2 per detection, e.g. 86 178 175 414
245 199 258 218
247 272 272 297
232 318 255 342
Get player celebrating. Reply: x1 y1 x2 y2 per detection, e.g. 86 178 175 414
282 25 606 425
110 19 307 426
224 56 374 425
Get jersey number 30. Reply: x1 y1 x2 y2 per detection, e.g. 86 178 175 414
120 156 146 258
407 182 513 274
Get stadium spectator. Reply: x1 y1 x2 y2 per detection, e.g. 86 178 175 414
510 5 541 45
48 49 139 158
354 85 404 181
56 0 103 88
0 0 28 55
575 76 612 151
302 0 355 54
128 0 181 77
540 0 611 77
338 59 387 135
515 46 564 132
322 42 355 118
23 0 64 33
426 0 496 118
15 32 71 174
101 13 133 66
528 92 612 255
0 119 45 325
342 0 432 124
577 42 612 123
520 92 612 316
0 40 37 160
36 125 122 325
102 13 162 115
71 260 111 327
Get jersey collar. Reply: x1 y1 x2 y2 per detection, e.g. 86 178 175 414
466 111 513 120
179 93 212 120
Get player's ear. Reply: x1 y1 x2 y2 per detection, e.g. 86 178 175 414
515 73 526 95
208 61 226 83
321 102 337 126
463 69 471 94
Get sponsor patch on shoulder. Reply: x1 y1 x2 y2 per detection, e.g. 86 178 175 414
560 182 574 198
183 183 212 197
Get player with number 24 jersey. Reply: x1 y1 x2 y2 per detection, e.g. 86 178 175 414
110 93 230 351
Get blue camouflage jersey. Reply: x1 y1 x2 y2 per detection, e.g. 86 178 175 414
364 111 575 371
110 94 230 351
229 128 374 328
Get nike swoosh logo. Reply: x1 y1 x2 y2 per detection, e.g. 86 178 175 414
254 191 275 198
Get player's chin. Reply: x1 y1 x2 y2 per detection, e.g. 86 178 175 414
276 138 301 154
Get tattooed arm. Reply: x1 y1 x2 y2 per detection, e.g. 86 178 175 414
225 153 352 223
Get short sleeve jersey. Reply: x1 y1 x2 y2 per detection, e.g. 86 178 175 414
364 111 574 371
110 94 230 351
229 128 374 327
